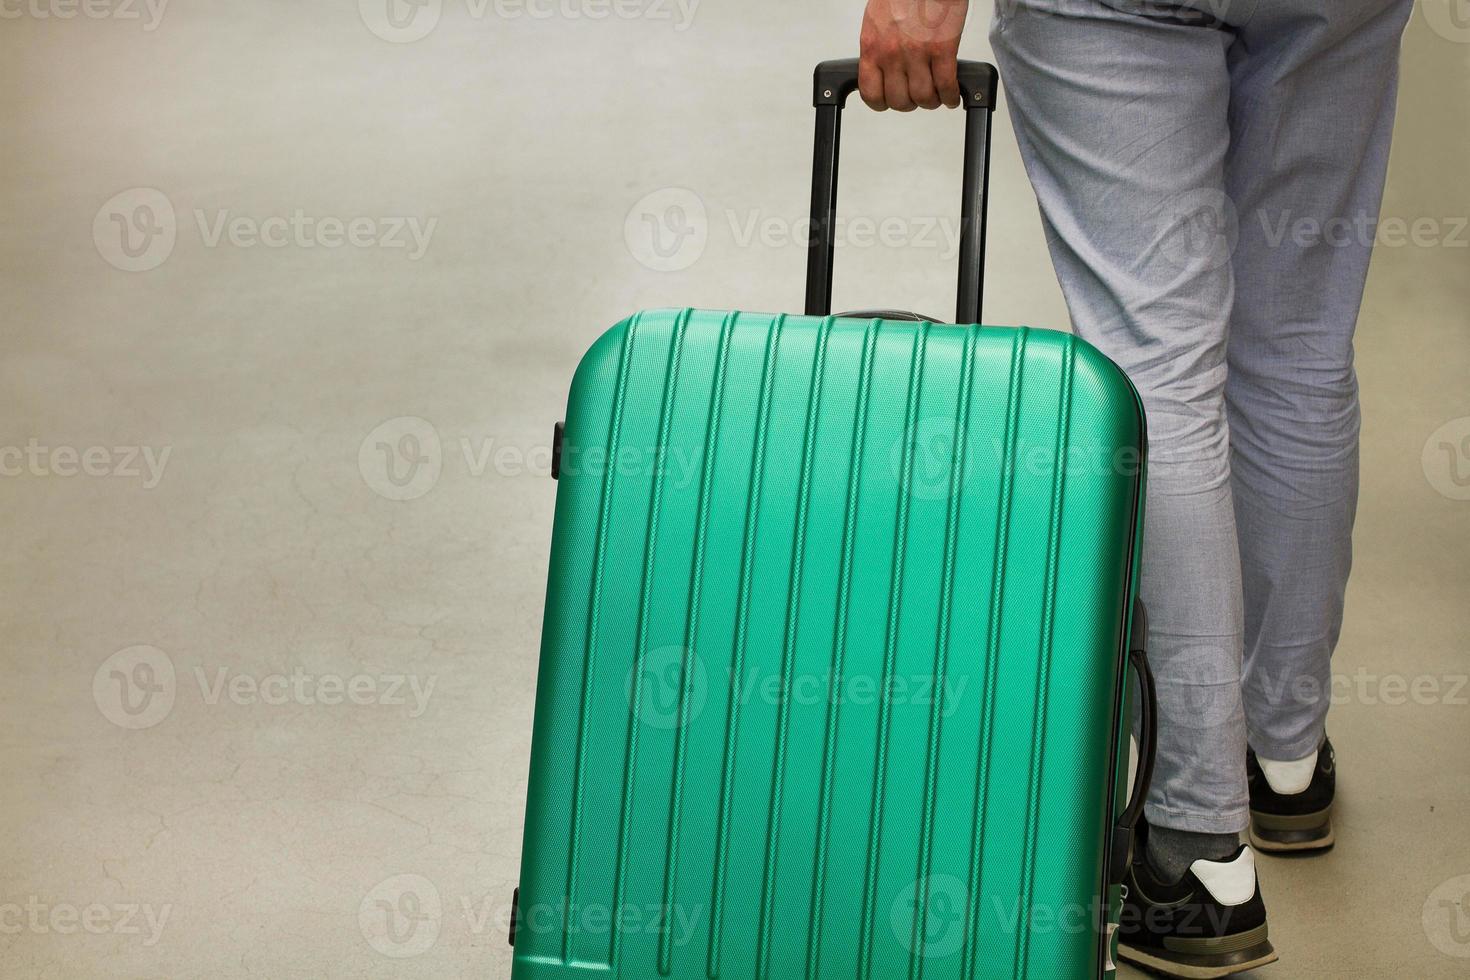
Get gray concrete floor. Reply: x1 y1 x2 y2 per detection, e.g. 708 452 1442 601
1 1 1466 977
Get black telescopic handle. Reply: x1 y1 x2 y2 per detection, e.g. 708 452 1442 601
804 58 998 324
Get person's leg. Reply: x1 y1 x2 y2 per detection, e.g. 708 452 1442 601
1224 0 1415 768
991 0 1251 850
990 5 1294 972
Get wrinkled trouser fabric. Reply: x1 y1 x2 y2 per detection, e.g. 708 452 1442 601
991 0 1413 832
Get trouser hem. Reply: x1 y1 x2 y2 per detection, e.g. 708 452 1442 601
1144 802 1249 836
1247 729 1326 764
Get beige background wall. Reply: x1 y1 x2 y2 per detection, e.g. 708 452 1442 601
1 1 1466 976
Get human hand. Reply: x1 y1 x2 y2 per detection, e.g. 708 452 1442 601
858 0 970 111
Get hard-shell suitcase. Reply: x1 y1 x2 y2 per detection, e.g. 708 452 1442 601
511 60 1156 980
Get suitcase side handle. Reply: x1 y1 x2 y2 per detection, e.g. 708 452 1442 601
1109 598 1158 885
804 58 998 324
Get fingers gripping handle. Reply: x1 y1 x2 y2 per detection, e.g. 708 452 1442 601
804 58 998 324
812 57 998 108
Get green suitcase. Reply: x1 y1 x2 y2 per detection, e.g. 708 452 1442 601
511 60 1155 980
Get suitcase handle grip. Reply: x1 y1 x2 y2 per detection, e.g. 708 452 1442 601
804 58 998 324
1109 599 1158 884
812 58 997 109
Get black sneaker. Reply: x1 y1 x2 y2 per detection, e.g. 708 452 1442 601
1247 737 1335 853
1117 819 1278 978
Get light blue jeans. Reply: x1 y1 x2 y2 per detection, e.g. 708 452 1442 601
991 0 1414 833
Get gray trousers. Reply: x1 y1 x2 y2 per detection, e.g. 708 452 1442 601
990 0 1413 833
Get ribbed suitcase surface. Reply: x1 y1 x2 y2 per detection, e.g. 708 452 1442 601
514 307 1145 979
